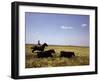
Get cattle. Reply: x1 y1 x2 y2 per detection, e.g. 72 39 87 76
37 49 55 58
60 51 75 58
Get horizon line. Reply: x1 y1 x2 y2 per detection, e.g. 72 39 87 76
25 43 89 47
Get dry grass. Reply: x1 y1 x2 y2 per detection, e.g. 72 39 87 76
25 44 89 68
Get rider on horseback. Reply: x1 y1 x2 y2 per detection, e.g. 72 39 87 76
37 40 41 47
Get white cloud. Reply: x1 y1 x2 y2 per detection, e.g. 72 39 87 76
81 24 87 27
60 26 73 30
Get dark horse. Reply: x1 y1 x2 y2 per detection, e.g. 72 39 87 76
31 43 48 53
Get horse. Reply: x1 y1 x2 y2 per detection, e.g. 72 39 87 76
31 43 48 53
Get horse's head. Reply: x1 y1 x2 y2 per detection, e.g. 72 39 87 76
43 43 48 47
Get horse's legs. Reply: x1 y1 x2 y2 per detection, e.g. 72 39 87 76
32 49 35 53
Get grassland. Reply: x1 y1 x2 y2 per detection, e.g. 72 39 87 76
25 44 89 68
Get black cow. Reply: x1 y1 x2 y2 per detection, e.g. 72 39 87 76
37 49 55 58
60 51 75 58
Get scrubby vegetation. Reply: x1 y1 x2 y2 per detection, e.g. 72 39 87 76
25 44 89 68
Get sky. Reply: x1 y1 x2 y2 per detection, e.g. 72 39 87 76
25 12 89 46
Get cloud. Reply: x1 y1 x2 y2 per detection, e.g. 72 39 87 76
81 24 87 27
60 26 73 30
